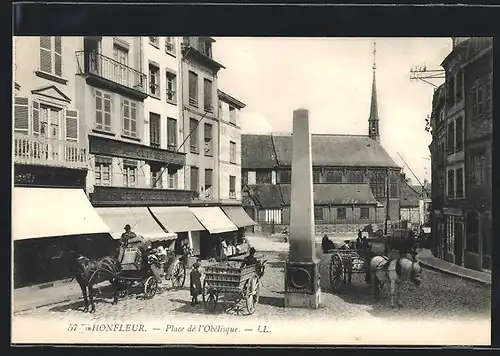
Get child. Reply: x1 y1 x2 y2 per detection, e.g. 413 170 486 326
190 262 202 305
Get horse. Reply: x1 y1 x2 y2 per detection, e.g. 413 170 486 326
73 255 123 313
369 252 423 308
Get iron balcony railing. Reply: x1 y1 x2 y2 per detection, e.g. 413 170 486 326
13 133 87 169
76 51 147 94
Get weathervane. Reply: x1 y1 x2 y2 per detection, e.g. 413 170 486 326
372 40 377 71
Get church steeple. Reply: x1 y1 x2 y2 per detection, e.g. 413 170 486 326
368 41 380 142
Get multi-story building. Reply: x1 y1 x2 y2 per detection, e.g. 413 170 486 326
241 57 401 235
399 176 431 228
429 37 492 271
12 37 112 288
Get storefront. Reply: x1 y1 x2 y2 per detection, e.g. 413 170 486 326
189 207 238 259
464 209 492 272
443 207 464 266
12 187 112 288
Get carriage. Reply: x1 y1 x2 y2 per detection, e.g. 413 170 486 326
202 258 266 315
115 233 187 300
328 247 371 292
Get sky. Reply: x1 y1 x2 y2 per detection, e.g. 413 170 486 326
213 37 452 185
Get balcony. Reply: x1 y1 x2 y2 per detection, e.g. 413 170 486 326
76 51 148 100
13 133 87 170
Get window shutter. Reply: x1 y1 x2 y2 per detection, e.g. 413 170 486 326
54 36 62 77
65 109 79 141
32 99 40 134
39 36 52 73
131 102 137 137
14 97 29 133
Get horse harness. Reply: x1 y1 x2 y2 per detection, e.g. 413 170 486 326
375 256 415 283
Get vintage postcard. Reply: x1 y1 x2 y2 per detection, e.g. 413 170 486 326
11 36 491 345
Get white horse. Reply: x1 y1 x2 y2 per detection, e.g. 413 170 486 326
369 253 423 308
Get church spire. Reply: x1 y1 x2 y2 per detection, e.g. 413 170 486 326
368 40 380 142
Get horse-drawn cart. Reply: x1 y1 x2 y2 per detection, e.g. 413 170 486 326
202 259 265 315
329 248 369 292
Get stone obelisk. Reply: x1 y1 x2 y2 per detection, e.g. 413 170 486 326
284 109 321 309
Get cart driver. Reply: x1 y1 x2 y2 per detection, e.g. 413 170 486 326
240 247 258 269
120 224 137 246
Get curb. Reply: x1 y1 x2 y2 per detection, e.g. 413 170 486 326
417 259 491 286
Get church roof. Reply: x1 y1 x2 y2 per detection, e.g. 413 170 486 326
241 134 278 169
368 70 379 123
280 183 378 206
246 184 283 209
268 133 399 168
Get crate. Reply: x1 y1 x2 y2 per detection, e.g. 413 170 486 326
120 247 142 271
204 262 255 291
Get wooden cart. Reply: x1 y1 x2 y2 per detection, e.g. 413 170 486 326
328 248 369 293
202 261 261 315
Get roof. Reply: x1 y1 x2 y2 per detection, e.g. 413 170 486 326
218 89 246 109
246 184 283 209
280 183 378 206
241 134 278 169
270 134 399 168
400 181 431 207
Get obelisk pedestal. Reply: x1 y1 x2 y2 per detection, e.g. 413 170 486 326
284 109 321 309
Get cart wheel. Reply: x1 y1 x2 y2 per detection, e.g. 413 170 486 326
143 276 158 299
330 253 345 292
171 261 186 289
245 275 260 315
202 280 218 313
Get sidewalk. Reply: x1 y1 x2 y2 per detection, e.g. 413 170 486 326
416 249 491 285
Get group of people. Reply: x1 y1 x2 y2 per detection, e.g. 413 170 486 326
321 230 371 254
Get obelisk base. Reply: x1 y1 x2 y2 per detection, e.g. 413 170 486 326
284 259 321 309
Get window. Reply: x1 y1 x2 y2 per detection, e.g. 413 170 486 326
204 123 213 156
247 171 256 185
149 37 159 47
167 118 177 150
229 141 236 163
455 168 464 198
279 170 291 184
455 116 463 152
347 169 364 183
167 169 177 189
369 170 386 199
337 207 347 219
229 175 236 198
150 164 163 189
39 36 62 77
198 39 212 58
39 105 62 139
122 159 138 187
95 156 112 186
447 121 455 155
188 71 198 106
204 169 213 198
149 113 160 148
189 118 198 153
456 70 463 102
229 106 236 125
446 74 455 107
313 170 320 183
261 209 282 224
190 166 199 191
204 78 213 112
447 169 455 198
472 153 486 186
166 71 177 103
360 207 369 219
314 207 323 222
256 171 272 184
165 37 175 55
149 63 160 98
113 44 129 86
471 75 492 121
122 99 137 138
466 211 479 254
325 169 342 183
95 90 112 132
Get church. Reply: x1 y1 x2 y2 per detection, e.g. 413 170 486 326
241 44 402 235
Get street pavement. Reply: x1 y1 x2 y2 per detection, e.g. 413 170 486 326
14 235 491 323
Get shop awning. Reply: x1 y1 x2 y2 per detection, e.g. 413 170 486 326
221 206 256 228
95 207 167 240
149 206 205 233
189 207 238 234
12 187 110 241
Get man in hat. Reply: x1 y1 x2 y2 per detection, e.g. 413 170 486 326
240 247 258 268
120 224 137 246
190 262 202 305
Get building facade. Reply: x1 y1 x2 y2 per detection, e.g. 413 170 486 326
429 37 492 272
399 176 431 228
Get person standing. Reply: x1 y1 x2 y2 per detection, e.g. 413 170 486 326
190 262 202 305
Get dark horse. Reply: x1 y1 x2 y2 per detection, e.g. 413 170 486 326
73 255 123 313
